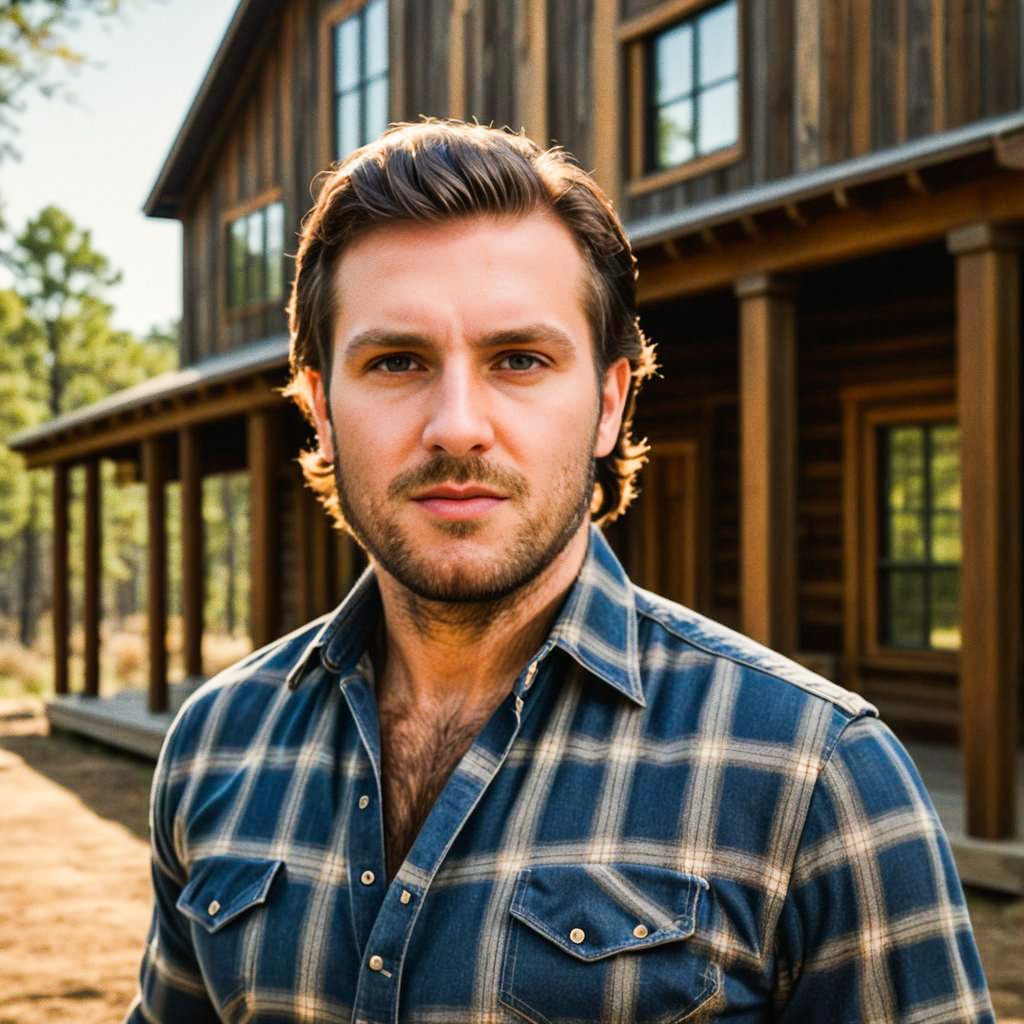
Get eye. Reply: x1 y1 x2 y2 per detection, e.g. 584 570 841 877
498 352 544 372
373 354 419 373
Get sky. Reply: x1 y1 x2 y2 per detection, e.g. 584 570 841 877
1 0 241 337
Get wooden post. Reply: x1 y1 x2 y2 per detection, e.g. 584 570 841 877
179 427 204 680
947 223 1021 840
248 408 280 648
143 437 168 713
83 459 101 698
52 463 69 696
736 273 798 655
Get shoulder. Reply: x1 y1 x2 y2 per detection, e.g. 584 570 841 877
631 585 876 725
158 614 333 767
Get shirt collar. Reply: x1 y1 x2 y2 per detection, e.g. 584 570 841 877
287 525 644 706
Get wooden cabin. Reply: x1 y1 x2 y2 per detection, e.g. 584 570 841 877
9 0 1024 851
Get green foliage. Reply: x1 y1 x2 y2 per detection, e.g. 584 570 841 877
1 203 177 646
0 0 124 161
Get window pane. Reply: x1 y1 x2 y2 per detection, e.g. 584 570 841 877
697 79 738 154
886 425 924 511
264 202 285 300
655 97 694 168
698 0 738 86
246 211 265 303
886 570 926 648
229 219 247 308
365 0 388 78
336 16 361 92
364 75 388 144
930 424 960 511
888 510 926 561
654 22 693 104
929 569 960 650
337 91 361 159
931 510 961 563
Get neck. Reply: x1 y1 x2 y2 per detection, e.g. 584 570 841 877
372 524 590 711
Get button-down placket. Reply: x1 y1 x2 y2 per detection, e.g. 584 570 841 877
339 665 389 955
349 649 553 1024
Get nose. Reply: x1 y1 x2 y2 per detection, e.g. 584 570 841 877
420 360 495 456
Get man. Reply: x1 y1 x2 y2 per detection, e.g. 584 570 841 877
127 121 993 1023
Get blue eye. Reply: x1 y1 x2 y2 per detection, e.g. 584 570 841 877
501 353 541 371
377 355 416 372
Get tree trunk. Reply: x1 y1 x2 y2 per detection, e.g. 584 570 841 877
18 497 39 647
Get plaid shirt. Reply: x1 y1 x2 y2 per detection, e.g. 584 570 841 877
126 526 992 1024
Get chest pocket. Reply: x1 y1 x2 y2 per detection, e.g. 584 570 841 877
499 863 720 1024
177 855 284 1016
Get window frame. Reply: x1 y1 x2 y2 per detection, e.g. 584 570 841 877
875 420 961 653
222 189 286 320
621 0 745 197
320 0 390 169
842 380 959 682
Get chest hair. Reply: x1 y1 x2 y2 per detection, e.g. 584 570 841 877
378 699 495 878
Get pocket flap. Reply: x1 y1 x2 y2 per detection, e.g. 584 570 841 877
509 863 707 962
177 856 283 935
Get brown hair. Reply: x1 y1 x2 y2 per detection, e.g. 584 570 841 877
284 119 656 527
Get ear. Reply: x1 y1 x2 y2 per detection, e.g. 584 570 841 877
594 357 631 459
304 367 336 462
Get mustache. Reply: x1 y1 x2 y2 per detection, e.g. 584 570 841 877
388 455 529 501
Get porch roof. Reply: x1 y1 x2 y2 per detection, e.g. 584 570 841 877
7 335 289 465
625 110 1024 253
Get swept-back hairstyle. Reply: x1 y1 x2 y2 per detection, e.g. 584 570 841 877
284 119 656 528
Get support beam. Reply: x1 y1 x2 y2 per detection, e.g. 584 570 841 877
179 427 204 681
52 463 69 696
736 273 798 655
248 408 280 649
947 222 1021 840
83 459 101 698
143 436 168 714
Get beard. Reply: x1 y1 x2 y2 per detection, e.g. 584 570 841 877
330 426 597 612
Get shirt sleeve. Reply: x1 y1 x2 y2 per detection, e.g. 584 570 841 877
123 716 220 1023
773 715 995 1023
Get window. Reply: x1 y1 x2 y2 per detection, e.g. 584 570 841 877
332 0 388 161
877 422 960 651
226 200 285 311
647 0 739 172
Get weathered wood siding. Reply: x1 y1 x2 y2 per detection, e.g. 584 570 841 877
547 0 595 167
626 0 1023 222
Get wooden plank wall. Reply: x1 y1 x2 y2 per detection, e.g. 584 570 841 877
547 0 595 167
463 0 520 130
627 0 1023 222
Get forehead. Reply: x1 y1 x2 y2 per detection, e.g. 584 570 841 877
330 212 592 347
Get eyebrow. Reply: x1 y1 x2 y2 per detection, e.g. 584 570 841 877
339 324 579 364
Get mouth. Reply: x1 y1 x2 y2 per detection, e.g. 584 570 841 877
411 484 508 521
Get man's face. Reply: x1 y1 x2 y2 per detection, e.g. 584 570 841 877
306 211 629 605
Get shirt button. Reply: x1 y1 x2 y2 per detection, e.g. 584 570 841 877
360 870 376 886
368 954 384 972
569 927 585 944
207 899 220 916
358 795 370 810
400 889 412 905
633 924 649 939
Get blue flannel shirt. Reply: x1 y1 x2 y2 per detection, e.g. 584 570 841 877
126 526 993 1023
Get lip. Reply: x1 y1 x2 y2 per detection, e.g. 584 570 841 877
412 484 508 521
413 485 506 500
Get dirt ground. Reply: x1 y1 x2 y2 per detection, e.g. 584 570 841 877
1 698 1022 1024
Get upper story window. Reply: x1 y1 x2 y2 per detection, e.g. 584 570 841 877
332 0 389 161
227 199 285 312
877 422 961 651
645 0 739 174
